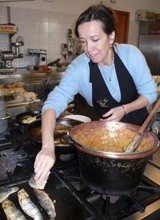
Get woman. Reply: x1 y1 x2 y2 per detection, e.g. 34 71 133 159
34 4 157 183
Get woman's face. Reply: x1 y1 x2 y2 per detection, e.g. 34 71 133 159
78 20 115 65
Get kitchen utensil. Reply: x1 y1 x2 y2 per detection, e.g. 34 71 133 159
125 99 160 153
26 118 82 153
125 115 157 153
28 112 41 120
15 110 41 126
47 58 61 66
70 121 159 195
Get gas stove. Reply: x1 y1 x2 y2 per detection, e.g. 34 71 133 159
0 118 160 220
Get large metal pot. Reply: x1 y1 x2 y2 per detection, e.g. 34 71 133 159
0 99 10 134
70 121 160 196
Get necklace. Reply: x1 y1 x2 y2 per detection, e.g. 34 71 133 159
106 48 114 81
107 64 114 81
101 63 115 82
99 47 115 81
108 76 112 81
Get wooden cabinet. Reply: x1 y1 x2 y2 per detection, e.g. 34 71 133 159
114 10 130 43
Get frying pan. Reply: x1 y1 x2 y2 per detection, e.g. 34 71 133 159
15 110 41 126
26 118 82 153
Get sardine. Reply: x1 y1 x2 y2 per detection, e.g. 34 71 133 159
17 188 43 220
2 199 27 220
34 189 56 220
0 186 19 203
28 175 47 190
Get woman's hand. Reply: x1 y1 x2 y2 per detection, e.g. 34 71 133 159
102 106 126 122
33 109 57 181
34 146 56 181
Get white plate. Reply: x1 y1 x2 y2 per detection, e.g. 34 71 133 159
64 114 91 123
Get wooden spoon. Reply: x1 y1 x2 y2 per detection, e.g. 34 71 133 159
125 99 160 153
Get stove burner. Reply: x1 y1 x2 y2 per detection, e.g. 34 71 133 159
0 119 36 181
53 159 160 220
0 119 160 219
0 144 29 180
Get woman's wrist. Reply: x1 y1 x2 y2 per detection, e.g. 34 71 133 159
42 142 55 150
121 105 127 115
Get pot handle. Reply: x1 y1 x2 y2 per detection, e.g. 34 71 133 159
0 112 11 120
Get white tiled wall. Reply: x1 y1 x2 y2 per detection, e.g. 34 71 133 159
0 6 139 69
0 6 77 68
128 21 140 46
0 7 8 51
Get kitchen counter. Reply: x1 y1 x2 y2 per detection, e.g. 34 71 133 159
0 70 100 121
0 71 65 84
0 71 65 101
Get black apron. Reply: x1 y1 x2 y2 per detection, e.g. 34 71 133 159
89 49 148 125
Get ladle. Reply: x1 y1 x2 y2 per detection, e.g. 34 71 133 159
125 99 160 153
22 113 41 124
32 113 41 119
27 113 41 120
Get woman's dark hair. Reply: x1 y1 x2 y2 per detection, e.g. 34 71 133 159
74 4 117 38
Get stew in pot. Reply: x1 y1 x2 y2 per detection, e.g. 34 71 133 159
73 127 153 153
